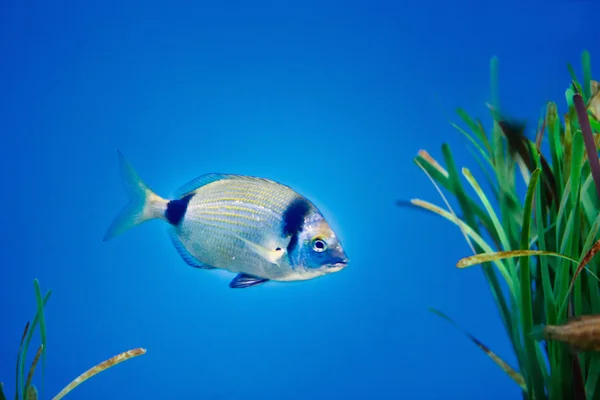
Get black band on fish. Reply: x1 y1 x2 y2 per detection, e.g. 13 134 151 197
287 234 299 255
282 197 311 254
282 197 311 236
165 193 195 226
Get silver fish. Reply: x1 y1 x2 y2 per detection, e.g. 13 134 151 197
103 151 349 288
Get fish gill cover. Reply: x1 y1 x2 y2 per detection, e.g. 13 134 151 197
399 50 600 399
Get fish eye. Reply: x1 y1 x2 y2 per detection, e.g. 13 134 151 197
311 237 327 253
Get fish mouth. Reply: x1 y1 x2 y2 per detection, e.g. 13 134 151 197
328 257 349 269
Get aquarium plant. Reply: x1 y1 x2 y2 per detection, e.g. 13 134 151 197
404 50 600 400
0 279 146 400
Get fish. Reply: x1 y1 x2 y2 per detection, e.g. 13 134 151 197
530 315 600 352
103 151 349 289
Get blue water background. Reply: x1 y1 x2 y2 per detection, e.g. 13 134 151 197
2 1 600 399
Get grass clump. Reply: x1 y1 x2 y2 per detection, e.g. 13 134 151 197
403 50 600 399
1 279 146 400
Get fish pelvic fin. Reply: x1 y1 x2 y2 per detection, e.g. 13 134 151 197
103 150 169 241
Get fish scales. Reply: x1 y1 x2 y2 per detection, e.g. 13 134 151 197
176 178 301 277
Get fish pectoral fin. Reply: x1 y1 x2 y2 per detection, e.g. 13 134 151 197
168 228 216 270
229 273 269 289
232 233 285 265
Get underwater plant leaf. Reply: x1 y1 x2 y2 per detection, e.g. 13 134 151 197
456 250 578 269
1 383 6 400
413 152 497 236
565 239 600 309
568 111 586 322
24 345 43 400
395 200 486 232
589 117 600 134
411 199 514 288
582 50 592 103
416 147 517 363
462 167 510 251
413 155 519 351
518 167 546 399
451 122 494 169
534 146 558 333
51 348 146 400
455 108 492 156
546 102 564 197
567 87 576 108
24 387 36 400
415 155 475 254
568 64 584 97
428 308 526 391
20 290 51 399
16 322 30 400
440 145 482 253
32 280 46 400
574 92 600 203
461 168 520 286
417 150 448 177
586 355 600 399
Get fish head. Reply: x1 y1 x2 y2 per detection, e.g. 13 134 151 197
292 211 349 275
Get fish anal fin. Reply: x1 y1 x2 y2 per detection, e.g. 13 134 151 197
168 228 216 270
229 273 269 289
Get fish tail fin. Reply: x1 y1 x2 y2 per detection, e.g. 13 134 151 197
529 325 547 341
103 150 169 241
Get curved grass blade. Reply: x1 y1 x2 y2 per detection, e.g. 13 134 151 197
417 150 448 177
462 168 513 254
428 308 526 392
24 345 43 400
564 239 600 311
415 157 475 255
32 280 46 400
574 92 600 204
586 356 600 399
582 50 592 102
457 250 578 269
411 199 513 287
455 109 492 156
413 151 496 235
451 122 494 169
51 348 146 400
518 167 545 399
16 322 30 400
415 151 520 366
461 168 520 294
20 290 51 399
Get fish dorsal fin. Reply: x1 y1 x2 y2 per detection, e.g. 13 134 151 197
173 173 279 198
173 173 237 198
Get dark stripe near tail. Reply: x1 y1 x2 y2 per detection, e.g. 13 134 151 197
165 193 195 225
